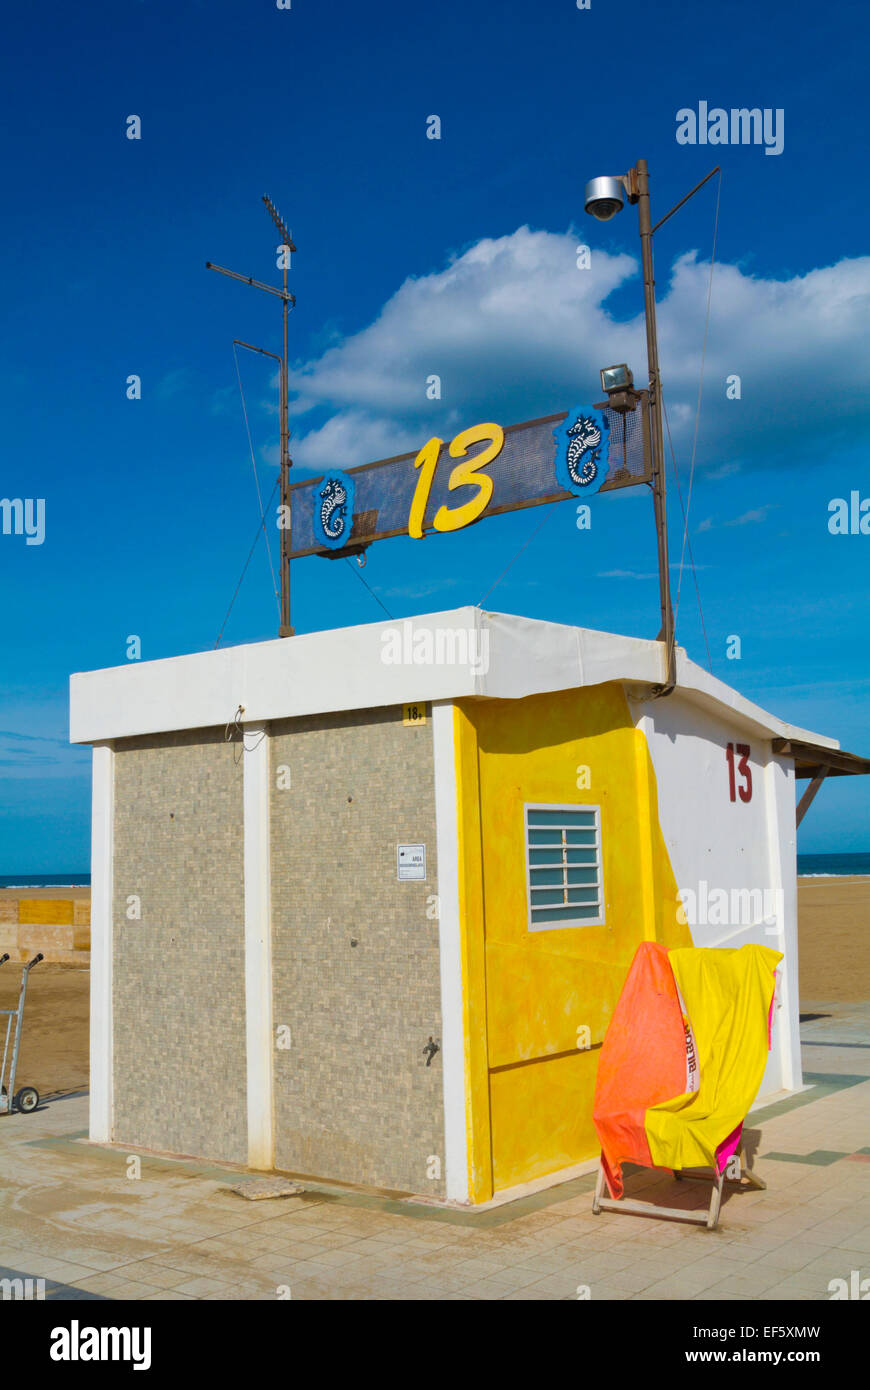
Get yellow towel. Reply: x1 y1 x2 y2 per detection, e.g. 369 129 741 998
645 943 782 1175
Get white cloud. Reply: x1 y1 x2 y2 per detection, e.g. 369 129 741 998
706 461 741 481
597 569 658 580
289 411 420 473
284 227 870 475
696 504 778 535
155 368 193 402
724 506 776 527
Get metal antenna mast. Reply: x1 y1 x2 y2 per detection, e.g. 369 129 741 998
206 196 297 637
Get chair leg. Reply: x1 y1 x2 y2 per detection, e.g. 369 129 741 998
592 1160 606 1215
706 1171 725 1229
737 1144 767 1190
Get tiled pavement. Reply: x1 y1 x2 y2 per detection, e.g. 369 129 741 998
1 1006 869 1301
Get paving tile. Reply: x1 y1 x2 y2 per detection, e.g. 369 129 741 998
753 1241 837 1273
2 1256 89 1283
691 1290 760 1301
670 1253 757 1282
5 1044 870 1302
759 1285 821 1300
302 1247 365 1269
472 1265 548 1292
59 1272 127 1294
171 1275 237 1297
120 1261 205 1288
458 1278 513 1300
592 1263 663 1294
97 1279 169 1300
520 1269 589 1297
502 1286 558 1300
832 1226 870 1253
703 1267 786 1297
445 1256 513 1278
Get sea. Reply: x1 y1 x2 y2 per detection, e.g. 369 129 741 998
796 852 870 877
3 853 870 887
0 873 91 888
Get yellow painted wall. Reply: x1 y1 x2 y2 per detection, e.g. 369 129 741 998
0 898 91 962
455 684 690 1197
454 705 494 1203
18 898 75 925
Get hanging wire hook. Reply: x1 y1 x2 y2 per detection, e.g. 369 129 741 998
225 705 245 743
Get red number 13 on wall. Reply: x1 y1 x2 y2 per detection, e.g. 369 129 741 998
726 742 752 803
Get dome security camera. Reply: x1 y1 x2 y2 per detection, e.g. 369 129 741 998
584 176 626 222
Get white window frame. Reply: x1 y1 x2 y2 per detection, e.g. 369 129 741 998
524 802 605 931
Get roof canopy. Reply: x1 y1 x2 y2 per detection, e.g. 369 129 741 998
771 739 870 780
69 609 850 754
770 738 870 826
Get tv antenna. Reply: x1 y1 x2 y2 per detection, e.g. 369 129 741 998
207 196 298 636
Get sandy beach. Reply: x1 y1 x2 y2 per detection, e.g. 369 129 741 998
0 876 867 1096
796 874 870 1002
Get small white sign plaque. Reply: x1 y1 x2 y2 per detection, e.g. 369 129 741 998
397 843 426 882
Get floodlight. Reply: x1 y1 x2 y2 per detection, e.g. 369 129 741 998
600 364 634 394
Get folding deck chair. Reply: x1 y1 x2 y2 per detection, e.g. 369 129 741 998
591 940 781 1231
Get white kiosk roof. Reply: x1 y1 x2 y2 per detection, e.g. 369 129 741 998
69 608 839 751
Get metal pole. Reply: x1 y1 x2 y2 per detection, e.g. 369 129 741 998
9 954 42 1101
208 198 297 639
635 158 676 694
279 255 293 637
650 165 720 237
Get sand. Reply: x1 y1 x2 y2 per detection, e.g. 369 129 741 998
0 962 89 1102
0 886 89 896
0 877 867 1100
796 875 870 1003
0 886 92 1099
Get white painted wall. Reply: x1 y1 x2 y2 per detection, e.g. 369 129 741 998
761 752 801 1094
634 691 801 1097
431 701 469 1202
89 743 114 1143
242 722 275 1170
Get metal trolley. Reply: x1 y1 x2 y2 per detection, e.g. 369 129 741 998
0 952 43 1114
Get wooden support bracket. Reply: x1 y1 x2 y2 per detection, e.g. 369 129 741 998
796 769 828 828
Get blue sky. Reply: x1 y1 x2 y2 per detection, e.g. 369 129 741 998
1 0 869 871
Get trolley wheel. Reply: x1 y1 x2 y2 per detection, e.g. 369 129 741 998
14 1087 39 1114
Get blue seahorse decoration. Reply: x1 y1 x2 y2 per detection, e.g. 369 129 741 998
313 471 355 550
553 407 610 498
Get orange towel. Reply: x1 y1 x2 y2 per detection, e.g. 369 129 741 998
592 942 688 1198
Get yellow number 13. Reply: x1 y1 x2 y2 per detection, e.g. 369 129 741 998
408 422 504 539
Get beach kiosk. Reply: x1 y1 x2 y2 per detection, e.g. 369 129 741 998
70 607 864 1205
